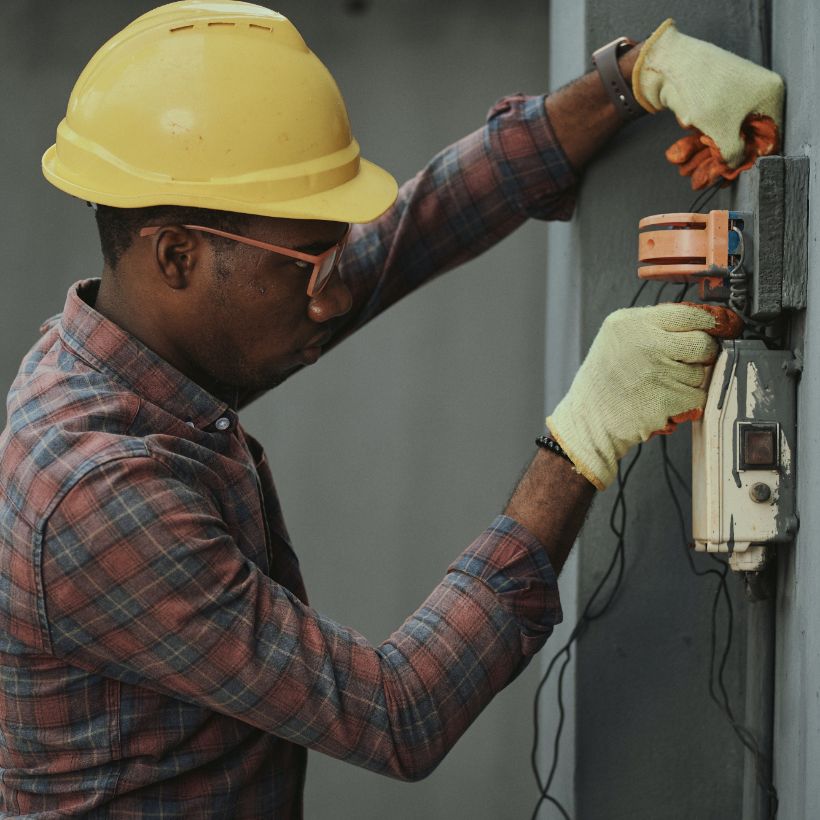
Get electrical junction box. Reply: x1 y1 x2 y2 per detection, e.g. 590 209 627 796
637 156 809 576
638 157 809 319
692 340 798 572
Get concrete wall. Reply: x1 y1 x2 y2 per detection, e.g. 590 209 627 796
771 3 820 818
543 2 773 818
1 1 550 818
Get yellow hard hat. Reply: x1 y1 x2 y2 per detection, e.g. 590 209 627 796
42 1 398 223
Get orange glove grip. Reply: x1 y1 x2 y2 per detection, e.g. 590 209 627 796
681 303 744 340
665 115 780 190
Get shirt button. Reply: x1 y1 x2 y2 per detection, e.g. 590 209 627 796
215 417 231 431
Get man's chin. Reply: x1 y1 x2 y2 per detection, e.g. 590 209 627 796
209 366 293 401
252 362 304 392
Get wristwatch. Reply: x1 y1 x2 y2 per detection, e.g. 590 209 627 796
591 36 643 122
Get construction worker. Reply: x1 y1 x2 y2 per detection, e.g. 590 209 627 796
0 3 783 817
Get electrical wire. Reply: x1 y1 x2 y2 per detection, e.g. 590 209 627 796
529 271 662 819
529 246 664 819
688 179 724 214
529 447 643 820
530 188 779 819
759 0 773 69
660 436 779 819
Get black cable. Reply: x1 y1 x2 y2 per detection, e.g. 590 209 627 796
688 178 724 213
530 186 778 819
680 184 779 815
652 282 669 305
659 437 779 817
759 0 773 69
675 283 693 303
530 275 678 819
664 451 692 499
656 233 780 817
662 437 774 795
628 278 649 308
530 449 642 820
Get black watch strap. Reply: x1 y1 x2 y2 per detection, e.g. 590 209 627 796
591 37 643 123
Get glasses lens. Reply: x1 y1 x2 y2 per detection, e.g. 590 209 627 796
311 247 340 296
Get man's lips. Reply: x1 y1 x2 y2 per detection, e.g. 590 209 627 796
306 330 334 349
298 331 333 364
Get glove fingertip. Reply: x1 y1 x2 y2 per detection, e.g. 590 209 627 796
720 138 747 170
652 302 718 333
670 407 704 425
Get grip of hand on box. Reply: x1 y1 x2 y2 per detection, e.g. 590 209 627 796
654 303 743 434
546 303 740 490
633 19 784 190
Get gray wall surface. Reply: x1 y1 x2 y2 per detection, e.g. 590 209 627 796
543 2 775 819
1 1 551 818
771 3 820 819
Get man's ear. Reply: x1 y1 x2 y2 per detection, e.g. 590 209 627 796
148 225 206 290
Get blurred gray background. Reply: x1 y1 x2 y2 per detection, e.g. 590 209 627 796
1 1 552 817
10 3 813 819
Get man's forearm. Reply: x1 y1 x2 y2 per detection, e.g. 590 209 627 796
546 42 643 171
504 449 595 575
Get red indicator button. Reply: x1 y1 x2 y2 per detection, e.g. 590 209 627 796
738 423 779 471
745 430 775 465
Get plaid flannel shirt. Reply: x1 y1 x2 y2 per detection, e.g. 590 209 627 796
0 95 577 818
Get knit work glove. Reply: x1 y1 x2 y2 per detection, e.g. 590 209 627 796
546 304 738 491
633 19 784 190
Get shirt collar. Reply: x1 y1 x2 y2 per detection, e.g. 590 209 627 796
56 279 235 431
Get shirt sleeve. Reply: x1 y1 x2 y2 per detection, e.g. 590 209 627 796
330 93 578 341
40 455 562 781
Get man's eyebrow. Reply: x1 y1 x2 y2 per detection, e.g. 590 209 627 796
289 225 349 254
293 240 336 254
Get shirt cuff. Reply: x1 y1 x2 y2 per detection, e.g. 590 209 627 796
448 514 563 657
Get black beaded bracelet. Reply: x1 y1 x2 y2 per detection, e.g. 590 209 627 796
535 435 574 465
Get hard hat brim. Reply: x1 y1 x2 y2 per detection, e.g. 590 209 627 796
43 146 399 225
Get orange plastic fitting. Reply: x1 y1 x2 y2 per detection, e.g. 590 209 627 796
638 211 729 297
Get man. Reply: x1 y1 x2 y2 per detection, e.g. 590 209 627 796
0 2 783 816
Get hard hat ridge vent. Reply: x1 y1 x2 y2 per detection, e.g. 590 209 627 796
42 2 397 223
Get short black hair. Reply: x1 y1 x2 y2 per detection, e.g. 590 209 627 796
94 204 248 269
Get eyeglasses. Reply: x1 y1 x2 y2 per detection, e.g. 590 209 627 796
139 223 350 297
